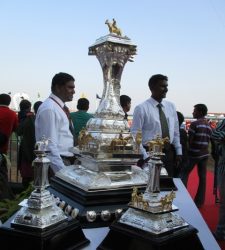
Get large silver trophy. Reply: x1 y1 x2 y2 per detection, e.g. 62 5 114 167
11 138 67 230
119 137 189 235
56 19 148 191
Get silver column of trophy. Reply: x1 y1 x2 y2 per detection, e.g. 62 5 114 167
11 138 67 230
119 136 189 235
145 136 169 194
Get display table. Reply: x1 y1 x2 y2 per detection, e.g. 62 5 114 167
0 179 220 250
81 178 220 250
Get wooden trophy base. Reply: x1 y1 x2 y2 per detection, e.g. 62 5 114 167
97 221 204 250
0 216 90 250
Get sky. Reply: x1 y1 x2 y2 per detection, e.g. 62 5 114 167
1 0 225 116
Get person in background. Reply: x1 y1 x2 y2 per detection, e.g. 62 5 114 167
35 72 75 175
0 93 18 199
180 104 212 208
70 98 94 146
211 119 225 240
120 95 131 120
17 99 33 182
17 101 42 188
131 74 182 177
176 111 188 178
18 99 33 123
211 127 220 204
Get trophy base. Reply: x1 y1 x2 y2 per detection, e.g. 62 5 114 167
48 178 146 228
97 221 204 250
0 216 90 250
48 174 177 228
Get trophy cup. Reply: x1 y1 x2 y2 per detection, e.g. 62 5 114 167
49 19 148 227
0 137 89 250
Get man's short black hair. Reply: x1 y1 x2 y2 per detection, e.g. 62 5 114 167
148 74 168 90
0 94 11 106
77 98 89 111
51 72 75 92
120 95 131 108
33 101 43 114
194 104 208 117
19 99 31 111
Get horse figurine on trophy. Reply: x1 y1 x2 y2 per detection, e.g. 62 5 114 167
105 18 122 36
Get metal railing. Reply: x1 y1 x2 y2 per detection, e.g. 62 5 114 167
8 133 21 183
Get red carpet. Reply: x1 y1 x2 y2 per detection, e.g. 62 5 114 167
187 167 224 249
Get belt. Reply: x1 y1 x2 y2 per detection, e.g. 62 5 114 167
61 155 75 160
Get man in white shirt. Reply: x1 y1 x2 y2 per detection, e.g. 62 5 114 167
35 72 75 174
131 74 182 177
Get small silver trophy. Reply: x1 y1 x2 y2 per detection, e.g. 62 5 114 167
119 136 189 235
11 137 67 230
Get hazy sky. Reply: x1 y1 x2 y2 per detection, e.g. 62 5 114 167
1 0 225 116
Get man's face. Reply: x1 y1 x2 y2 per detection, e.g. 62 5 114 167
123 102 131 113
151 80 168 101
192 108 199 119
57 80 75 102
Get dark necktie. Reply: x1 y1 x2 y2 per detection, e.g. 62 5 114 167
157 103 170 139
63 105 74 135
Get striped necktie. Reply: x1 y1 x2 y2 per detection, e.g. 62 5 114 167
63 105 74 135
157 103 170 139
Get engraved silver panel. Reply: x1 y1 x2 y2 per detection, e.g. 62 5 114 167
119 208 188 235
56 165 148 191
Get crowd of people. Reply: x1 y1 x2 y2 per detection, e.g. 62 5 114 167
0 72 224 240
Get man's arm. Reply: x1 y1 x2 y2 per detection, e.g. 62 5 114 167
211 119 225 141
131 105 149 164
130 105 144 137
35 109 65 173
172 107 182 156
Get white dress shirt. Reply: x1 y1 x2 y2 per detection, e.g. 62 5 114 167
131 97 182 157
35 93 74 173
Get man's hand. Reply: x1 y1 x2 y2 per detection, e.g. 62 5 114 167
137 158 145 168
136 157 150 168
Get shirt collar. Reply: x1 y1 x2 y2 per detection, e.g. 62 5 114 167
49 93 64 108
149 97 165 108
